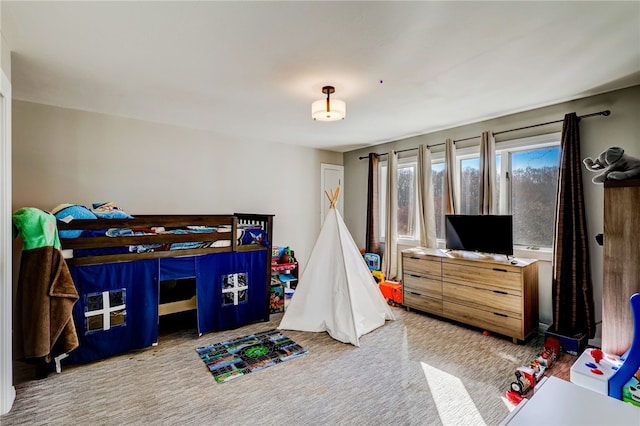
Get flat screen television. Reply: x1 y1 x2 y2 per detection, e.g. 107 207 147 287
445 214 513 256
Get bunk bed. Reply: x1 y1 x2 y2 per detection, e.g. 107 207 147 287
56 213 274 364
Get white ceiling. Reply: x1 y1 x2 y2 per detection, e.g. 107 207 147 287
2 1 639 153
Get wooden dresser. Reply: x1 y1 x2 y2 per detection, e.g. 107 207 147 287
402 247 539 343
602 179 640 355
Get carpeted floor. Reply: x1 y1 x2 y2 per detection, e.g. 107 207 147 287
3 307 577 426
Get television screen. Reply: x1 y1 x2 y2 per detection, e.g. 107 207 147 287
445 215 513 256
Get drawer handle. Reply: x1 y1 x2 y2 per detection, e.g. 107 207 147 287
493 290 508 295
409 291 421 296
492 268 508 273
493 312 508 317
408 274 422 278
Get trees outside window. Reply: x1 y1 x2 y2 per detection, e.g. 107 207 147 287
510 146 560 247
380 160 418 241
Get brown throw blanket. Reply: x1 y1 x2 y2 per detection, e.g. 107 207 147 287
15 246 79 362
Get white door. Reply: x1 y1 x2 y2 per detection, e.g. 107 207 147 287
0 68 14 415
321 163 344 226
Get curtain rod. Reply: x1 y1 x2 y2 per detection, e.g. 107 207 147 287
357 109 611 160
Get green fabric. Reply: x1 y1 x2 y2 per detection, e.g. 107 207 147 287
12 208 61 250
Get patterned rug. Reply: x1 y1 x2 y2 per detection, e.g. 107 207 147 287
195 329 308 383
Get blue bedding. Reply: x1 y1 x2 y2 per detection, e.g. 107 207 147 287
72 227 268 258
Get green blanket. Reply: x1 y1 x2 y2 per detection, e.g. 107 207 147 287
13 207 61 250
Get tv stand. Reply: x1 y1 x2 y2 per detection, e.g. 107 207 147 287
402 247 539 344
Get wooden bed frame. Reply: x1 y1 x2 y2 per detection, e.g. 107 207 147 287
57 212 274 318
58 213 273 264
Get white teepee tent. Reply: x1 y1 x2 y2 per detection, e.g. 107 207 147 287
278 186 395 346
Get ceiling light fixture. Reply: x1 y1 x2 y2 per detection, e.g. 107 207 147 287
311 85 346 121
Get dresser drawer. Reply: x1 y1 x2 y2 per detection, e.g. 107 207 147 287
404 274 442 298
442 262 521 292
443 301 522 338
404 290 443 315
443 282 521 317
403 256 441 280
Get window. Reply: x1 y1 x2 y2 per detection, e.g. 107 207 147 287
397 164 417 238
378 133 560 252
379 158 418 241
459 157 480 215
509 145 560 247
452 133 560 250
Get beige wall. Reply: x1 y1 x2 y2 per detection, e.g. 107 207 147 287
343 84 640 336
11 101 342 271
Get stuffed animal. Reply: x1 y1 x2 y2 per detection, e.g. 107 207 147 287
583 146 640 184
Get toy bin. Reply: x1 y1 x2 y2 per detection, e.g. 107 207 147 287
544 330 588 356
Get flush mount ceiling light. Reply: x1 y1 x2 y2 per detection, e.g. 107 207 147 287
311 85 346 121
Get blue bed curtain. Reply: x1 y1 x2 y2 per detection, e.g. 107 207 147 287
196 250 268 334
66 259 159 364
65 251 268 364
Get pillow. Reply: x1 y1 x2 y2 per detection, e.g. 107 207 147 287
91 202 133 219
51 204 98 238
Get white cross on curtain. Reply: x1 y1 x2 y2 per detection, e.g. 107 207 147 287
85 290 126 331
222 273 248 305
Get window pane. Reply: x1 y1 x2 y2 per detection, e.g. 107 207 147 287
397 165 415 238
432 162 445 240
460 157 479 215
511 147 561 247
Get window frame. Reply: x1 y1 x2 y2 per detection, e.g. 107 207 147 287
449 133 560 259
496 132 561 260
378 156 420 246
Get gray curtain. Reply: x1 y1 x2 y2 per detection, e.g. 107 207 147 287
479 131 496 214
550 112 596 339
444 138 458 214
382 150 398 280
417 145 437 247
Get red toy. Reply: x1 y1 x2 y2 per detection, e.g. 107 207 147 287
508 336 561 398
590 348 604 363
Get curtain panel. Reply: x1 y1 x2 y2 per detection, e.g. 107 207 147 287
382 150 398 280
444 138 458 215
365 153 380 254
479 131 496 214
551 112 596 339
417 145 437 247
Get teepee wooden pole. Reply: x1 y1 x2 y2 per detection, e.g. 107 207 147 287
326 181 341 209
327 187 338 209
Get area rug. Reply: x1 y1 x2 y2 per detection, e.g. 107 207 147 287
195 329 308 383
